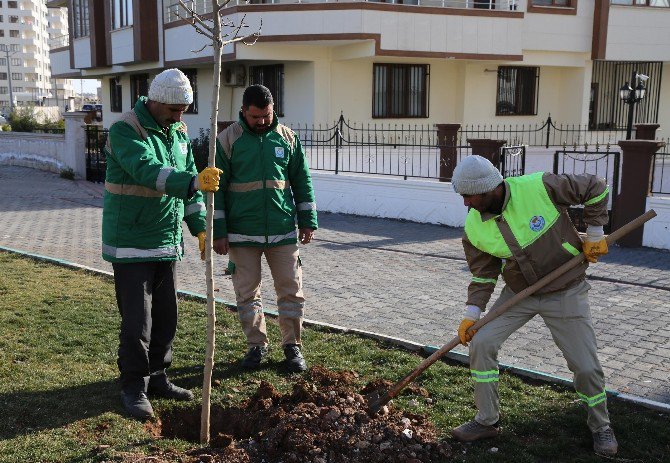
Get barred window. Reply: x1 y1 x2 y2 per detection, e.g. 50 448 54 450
183 69 198 114
110 77 122 113
496 66 539 116
373 63 429 118
248 64 284 116
130 73 147 107
0 73 6 80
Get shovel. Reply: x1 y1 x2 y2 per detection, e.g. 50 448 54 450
367 209 657 415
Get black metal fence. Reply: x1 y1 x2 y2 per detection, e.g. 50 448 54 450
85 125 109 183
292 116 472 181
459 115 629 148
553 147 621 232
652 138 670 195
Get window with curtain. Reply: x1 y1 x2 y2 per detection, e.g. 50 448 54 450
248 64 284 116
496 66 539 116
373 63 429 118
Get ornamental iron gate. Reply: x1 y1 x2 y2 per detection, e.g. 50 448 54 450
86 125 109 183
553 148 620 233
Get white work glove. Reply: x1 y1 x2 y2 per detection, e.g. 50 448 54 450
458 305 482 346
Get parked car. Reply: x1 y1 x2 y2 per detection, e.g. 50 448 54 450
81 104 95 112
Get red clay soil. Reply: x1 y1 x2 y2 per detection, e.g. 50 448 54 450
157 366 452 463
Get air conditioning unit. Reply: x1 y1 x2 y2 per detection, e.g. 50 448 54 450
222 64 246 87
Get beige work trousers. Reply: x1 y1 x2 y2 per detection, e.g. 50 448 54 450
469 280 611 433
228 243 304 348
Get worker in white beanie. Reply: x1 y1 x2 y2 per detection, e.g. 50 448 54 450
148 68 194 106
450 155 618 456
102 67 221 420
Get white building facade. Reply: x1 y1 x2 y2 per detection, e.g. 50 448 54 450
46 2 75 105
0 0 71 112
47 0 670 135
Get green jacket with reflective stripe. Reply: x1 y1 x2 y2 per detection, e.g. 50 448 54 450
213 112 318 247
101 97 206 263
463 172 609 310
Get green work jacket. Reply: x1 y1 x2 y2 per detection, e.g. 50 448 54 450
213 112 318 247
101 97 206 263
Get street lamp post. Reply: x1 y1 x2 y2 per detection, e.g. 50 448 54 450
619 69 648 140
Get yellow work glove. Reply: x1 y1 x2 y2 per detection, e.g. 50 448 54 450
195 167 223 192
197 231 206 261
458 305 482 346
583 225 608 264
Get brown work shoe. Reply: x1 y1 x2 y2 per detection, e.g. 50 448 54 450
451 420 500 442
593 426 618 456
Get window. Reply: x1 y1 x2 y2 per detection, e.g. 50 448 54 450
0 87 7 94
110 76 122 112
112 0 133 29
10 58 20 66
130 73 148 107
11 72 22 80
249 64 284 116
372 63 429 118
0 15 3 22
13 86 22 92
0 59 4 66
182 69 198 114
72 0 90 38
611 0 669 5
9 16 18 23
8 1 16 7
496 66 539 116
9 30 19 38
10 44 20 52
0 31 4 38
0 73 6 80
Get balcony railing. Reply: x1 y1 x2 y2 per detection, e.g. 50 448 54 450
610 0 669 6
48 34 69 50
165 0 519 23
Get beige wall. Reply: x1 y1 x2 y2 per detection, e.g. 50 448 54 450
607 7 670 62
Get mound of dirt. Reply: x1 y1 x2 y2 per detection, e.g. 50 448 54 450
158 365 451 463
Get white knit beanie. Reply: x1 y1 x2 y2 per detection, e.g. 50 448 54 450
452 155 504 195
148 68 193 105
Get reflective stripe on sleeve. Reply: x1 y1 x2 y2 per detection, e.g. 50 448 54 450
228 230 298 244
105 181 164 197
297 201 317 211
214 210 226 220
156 167 175 193
185 202 205 216
584 187 609 206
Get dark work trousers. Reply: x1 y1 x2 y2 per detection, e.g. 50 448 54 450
112 261 178 393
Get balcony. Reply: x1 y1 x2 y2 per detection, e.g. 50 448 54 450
165 0 520 22
606 2 670 60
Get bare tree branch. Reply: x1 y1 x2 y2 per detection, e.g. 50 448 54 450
177 0 214 34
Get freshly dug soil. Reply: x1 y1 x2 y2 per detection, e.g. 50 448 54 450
157 366 451 463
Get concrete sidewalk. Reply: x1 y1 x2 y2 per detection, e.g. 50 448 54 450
1 166 669 405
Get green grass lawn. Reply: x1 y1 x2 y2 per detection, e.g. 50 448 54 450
0 251 667 463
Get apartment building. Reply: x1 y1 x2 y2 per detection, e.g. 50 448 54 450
0 0 61 112
46 2 75 105
48 0 670 135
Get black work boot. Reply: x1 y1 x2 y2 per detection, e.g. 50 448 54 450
241 345 268 369
148 375 194 401
121 391 154 420
283 344 307 373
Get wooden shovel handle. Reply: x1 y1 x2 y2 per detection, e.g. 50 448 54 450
379 209 657 405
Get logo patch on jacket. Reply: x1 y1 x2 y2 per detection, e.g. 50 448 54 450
179 142 188 155
529 215 545 232
275 147 285 158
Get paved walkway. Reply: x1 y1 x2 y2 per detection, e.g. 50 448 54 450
1 166 669 405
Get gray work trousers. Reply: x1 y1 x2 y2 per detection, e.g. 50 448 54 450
113 261 178 393
469 280 611 433
228 243 304 348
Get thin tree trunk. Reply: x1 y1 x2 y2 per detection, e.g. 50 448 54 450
200 0 223 446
